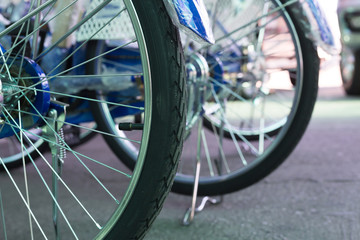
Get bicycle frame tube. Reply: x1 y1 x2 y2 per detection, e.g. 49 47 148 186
287 0 339 54
163 0 215 44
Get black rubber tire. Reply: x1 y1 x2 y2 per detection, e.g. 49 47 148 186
341 48 360 95
170 0 320 196
203 116 282 141
89 0 186 238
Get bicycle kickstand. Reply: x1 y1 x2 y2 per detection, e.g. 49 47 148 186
41 102 67 240
182 119 223 226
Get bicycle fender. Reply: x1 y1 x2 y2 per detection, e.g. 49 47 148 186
287 0 339 54
163 0 215 45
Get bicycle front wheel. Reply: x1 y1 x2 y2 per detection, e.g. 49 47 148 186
0 0 185 239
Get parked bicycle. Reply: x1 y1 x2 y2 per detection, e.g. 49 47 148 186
338 0 360 95
111 0 337 197
0 0 213 239
0 0 337 238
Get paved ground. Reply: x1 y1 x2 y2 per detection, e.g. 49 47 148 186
144 63 360 240
2 57 359 240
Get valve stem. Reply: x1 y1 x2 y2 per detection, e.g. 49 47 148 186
118 122 144 131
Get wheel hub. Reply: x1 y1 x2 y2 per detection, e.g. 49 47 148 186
185 53 210 130
186 52 210 84
0 46 51 138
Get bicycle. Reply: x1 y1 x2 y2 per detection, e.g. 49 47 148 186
106 0 338 197
0 0 213 238
338 0 360 95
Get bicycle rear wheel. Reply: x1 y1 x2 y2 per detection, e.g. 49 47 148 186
0 0 185 239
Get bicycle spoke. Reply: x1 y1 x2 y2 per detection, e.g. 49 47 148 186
3 113 79 239
23 96 130 198
207 45 294 81
0 1 59 69
42 6 127 76
18 102 34 240
210 86 250 166
46 39 137 80
0 0 56 39
208 77 285 125
16 73 143 80
1 0 77 60
0 47 13 81
11 107 140 143
0 156 47 239
17 20 32 79
2 118 132 178
213 12 283 54
4 92 123 206
213 0 296 45
0 14 30 74
200 127 214 177
210 121 230 174
2 108 102 230
0 190 7 240
31 0 43 58
102 58 142 73
37 0 112 61
4 84 144 111
7 38 139 100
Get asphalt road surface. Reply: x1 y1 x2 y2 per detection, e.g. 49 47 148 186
145 62 360 240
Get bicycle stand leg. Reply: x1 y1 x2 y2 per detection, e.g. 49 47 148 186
182 195 223 226
182 119 203 226
182 97 228 226
182 120 223 226
42 107 66 240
